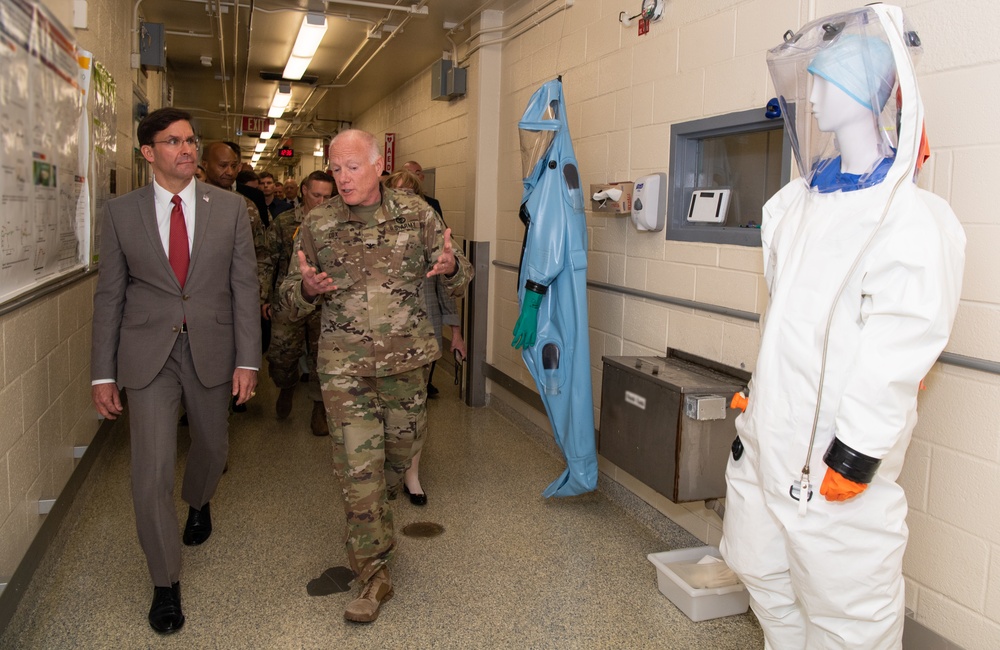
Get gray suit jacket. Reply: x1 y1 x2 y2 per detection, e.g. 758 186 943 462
91 180 261 389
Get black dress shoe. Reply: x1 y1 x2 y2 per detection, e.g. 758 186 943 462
403 485 427 506
183 503 212 546
148 582 184 634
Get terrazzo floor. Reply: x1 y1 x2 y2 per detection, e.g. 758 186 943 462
0 366 763 649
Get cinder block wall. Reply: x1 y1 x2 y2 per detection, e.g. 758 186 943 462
355 66 471 241
0 0 138 586
487 0 998 646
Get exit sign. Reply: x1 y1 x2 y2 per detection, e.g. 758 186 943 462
241 115 270 133
278 148 294 158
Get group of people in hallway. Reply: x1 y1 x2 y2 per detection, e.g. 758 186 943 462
85 5 967 647
90 107 471 633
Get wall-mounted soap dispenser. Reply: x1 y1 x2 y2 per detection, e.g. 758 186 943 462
631 173 667 231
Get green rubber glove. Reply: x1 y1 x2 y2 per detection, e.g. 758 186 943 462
511 289 544 349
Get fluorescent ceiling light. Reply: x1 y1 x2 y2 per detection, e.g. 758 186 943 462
292 13 327 58
251 153 261 162
255 142 266 153
268 83 292 118
283 56 311 80
313 149 324 157
283 13 327 80
260 121 276 139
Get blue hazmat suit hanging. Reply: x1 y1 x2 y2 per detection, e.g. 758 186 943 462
511 78 598 498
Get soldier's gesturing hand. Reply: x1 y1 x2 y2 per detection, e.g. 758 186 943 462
298 249 337 300
428 228 457 278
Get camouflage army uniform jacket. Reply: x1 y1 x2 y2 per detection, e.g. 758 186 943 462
240 194 266 251
238 194 268 300
258 203 305 305
278 187 473 378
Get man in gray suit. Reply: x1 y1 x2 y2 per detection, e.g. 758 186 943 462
91 107 260 634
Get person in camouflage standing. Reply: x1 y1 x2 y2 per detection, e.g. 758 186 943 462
278 129 472 624
259 170 335 434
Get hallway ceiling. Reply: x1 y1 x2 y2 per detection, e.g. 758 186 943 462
136 0 515 169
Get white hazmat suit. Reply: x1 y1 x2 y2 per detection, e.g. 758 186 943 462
720 5 966 648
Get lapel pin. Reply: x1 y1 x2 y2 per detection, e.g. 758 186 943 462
203 195 210 202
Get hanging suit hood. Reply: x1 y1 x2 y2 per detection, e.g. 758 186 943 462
514 78 597 498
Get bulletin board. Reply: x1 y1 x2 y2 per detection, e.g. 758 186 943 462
0 0 91 306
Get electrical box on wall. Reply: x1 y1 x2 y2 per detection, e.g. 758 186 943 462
431 59 467 101
139 22 166 70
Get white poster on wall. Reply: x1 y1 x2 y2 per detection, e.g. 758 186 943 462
0 0 89 305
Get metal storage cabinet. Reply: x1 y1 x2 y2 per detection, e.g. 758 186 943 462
598 351 748 503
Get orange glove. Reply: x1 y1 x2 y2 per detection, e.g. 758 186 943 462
819 466 868 502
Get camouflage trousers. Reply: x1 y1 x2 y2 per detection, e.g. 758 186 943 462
320 365 430 584
266 310 321 402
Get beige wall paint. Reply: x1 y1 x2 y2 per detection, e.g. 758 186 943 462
354 66 471 241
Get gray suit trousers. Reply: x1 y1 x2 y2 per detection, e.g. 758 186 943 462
126 333 230 587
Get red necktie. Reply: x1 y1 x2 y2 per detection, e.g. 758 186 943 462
169 195 190 288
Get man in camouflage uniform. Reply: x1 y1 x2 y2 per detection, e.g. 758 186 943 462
201 141 266 413
259 170 335 434
278 129 471 624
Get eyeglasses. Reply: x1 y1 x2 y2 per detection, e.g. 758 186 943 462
151 136 200 148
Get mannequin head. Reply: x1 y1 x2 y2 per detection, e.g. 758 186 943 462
809 75 873 134
807 34 896 175
768 8 907 191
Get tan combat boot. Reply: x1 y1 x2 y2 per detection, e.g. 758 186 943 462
344 567 393 623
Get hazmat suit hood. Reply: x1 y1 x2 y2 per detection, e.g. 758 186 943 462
766 5 926 193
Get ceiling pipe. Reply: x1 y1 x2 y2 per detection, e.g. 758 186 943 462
324 0 427 14
231 0 242 124
458 0 573 65
250 4 377 26
214 0 231 128
164 30 213 37
460 0 562 46
238 0 256 130
447 0 502 36
326 0 429 87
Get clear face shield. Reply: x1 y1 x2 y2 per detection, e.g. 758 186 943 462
767 8 922 192
519 101 557 181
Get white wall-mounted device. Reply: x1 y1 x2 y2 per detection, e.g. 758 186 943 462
631 173 667 232
686 189 731 224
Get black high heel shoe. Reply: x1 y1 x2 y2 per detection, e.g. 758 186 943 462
403 484 427 506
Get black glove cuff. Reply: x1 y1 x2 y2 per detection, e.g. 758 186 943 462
524 280 548 295
823 437 881 484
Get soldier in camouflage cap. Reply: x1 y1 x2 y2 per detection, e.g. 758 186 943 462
278 129 472 624
259 171 335 433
